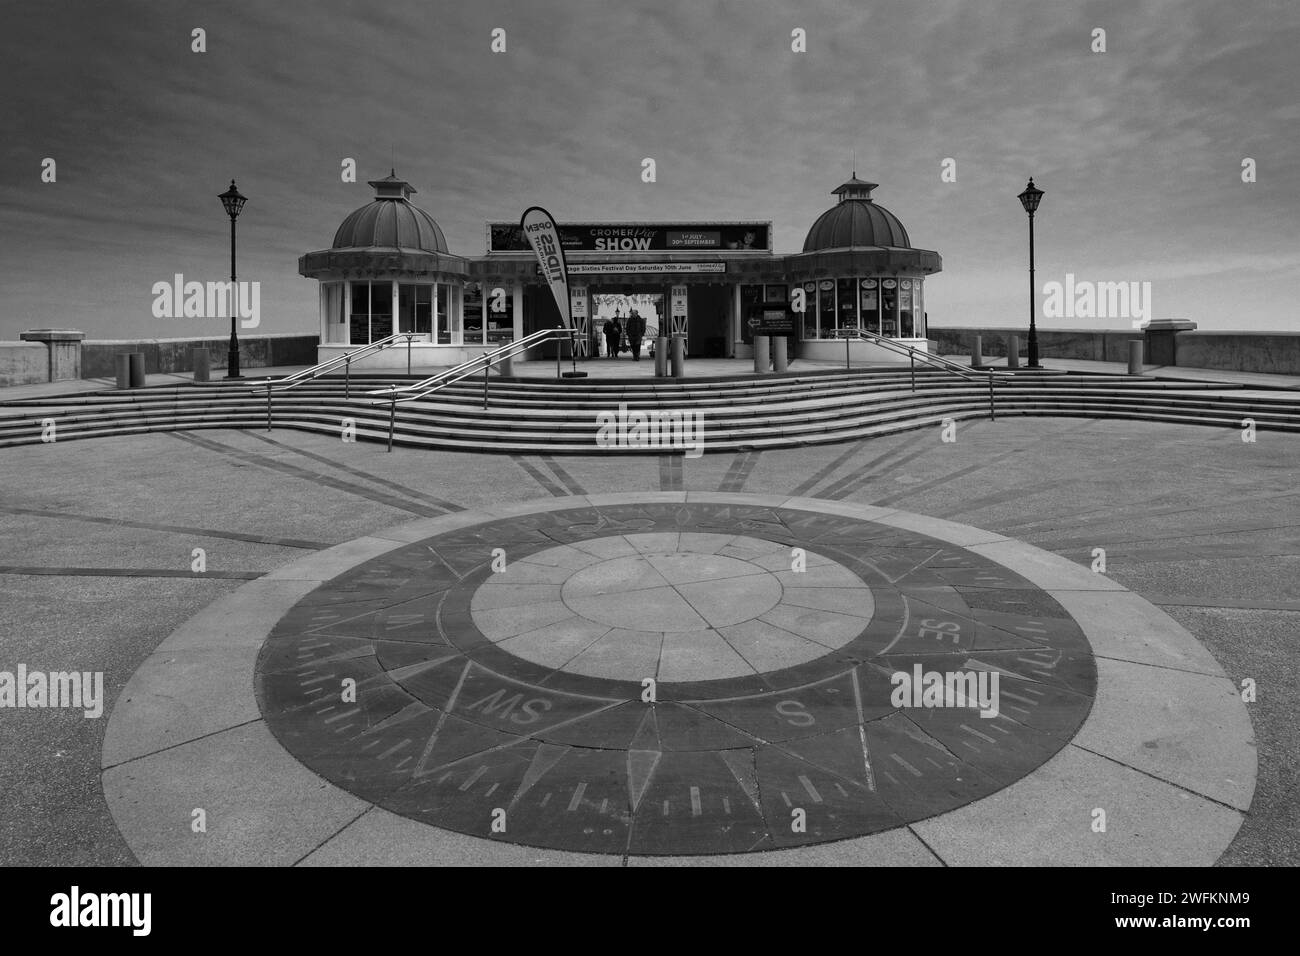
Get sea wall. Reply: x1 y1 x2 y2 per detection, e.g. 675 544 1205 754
930 327 1300 374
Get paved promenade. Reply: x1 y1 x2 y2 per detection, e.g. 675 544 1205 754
0 361 1293 865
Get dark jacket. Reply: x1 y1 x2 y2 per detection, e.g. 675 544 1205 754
626 313 646 340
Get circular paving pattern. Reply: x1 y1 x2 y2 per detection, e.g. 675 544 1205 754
255 501 1097 855
471 532 873 681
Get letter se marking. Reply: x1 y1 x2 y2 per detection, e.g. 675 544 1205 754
918 619 961 643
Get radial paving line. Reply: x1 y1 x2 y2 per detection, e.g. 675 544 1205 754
245 432 465 512
509 455 568 497
539 456 587 496
0 566 263 579
805 428 937 499
101 493 1255 866
821 441 941 501
789 438 871 497
658 455 684 491
0 504 327 550
169 431 446 517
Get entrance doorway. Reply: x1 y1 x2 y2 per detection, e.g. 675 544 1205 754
688 285 731 357
591 288 665 357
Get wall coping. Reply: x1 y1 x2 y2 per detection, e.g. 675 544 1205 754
81 332 316 345
930 326 1297 338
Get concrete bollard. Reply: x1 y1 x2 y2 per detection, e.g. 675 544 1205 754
128 352 146 388
971 334 984 368
655 336 668 376
772 335 788 373
1006 335 1020 369
191 348 210 383
671 334 686 380
1128 340 1144 375
115 353 131 389
753 335 769 374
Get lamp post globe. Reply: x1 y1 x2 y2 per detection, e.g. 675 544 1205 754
218 180 247 379
1017 178 1044 369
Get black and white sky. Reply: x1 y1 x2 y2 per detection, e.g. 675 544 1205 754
2 0 1297 339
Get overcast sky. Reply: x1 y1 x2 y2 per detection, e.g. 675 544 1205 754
2 0 1297 339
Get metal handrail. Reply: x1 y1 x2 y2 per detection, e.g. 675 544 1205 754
832 328 1011 419
369 327 574 403
267 333 421 391
252 332 423 431
370 326 578 452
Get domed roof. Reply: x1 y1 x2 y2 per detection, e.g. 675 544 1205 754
331 171 449 253
802 176 911 252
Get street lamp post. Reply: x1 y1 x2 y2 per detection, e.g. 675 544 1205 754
218 180 248 379
1017 177 1044 369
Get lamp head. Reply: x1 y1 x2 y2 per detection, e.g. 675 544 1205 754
219 180 248 219
1018 177 1044 215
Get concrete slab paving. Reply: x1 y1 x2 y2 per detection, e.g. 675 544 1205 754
96 494 1254 865
102 720 368 866
297 807 625 866
1048 589 1227 676
626 826 943 866
0 408 1284 865
1073 658 1255 811
911 744 1245 866
101 645 262 768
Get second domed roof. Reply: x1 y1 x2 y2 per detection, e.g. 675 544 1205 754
802 176 912 252
331 172 449 253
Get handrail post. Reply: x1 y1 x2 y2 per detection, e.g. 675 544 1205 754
345 356 351 399
845 332 851 370
387 398 396 453
483 352 490 410
265 381 272 431
989 373 996 421
555 326 562 379
910 353 916 392
407 334 412 376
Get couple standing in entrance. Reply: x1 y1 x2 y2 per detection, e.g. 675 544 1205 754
603 309 647 360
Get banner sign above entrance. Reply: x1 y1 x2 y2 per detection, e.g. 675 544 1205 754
491 222 770 253
554 262 727 275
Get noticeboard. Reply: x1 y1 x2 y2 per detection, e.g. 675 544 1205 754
747 302 792 334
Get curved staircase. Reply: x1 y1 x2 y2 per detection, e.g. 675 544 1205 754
1 368 1297 453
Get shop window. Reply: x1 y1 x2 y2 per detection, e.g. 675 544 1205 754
397 284 432 337
860 279 880 335
799 282 818 339
899 278 915 337
914 280 925 339
817 279 836 339
463 282 484 345
837 278 858 334
881 279 899 337
370 282 393 342
343 280 379 343
437 285 453 344
486 284 513 344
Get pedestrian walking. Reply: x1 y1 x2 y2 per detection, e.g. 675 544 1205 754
626 309 646 361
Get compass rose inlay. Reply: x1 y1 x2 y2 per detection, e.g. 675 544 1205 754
256 502 1097 855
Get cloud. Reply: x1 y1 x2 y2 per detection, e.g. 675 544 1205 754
1 0 1296 338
